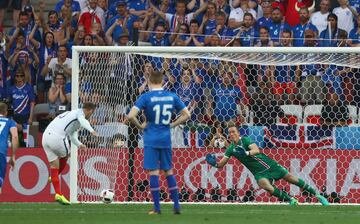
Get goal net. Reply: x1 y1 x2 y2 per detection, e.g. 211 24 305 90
70 46 360 204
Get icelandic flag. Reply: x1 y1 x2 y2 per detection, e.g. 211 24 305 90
264 125 335 149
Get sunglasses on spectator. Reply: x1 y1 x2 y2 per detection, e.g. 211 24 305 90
16 75 25 77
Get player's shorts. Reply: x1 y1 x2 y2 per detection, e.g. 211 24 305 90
42 130 70 162
143 146 172 171
0 153 7 187
254 163 289 183
272 82 297 95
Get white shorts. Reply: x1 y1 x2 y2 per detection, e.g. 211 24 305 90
42 130 70 162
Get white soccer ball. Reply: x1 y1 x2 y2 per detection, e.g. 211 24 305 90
214 138 226 148
100 189 115 204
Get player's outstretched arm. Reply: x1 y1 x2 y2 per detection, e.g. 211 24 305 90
170 108 191 128
78 114 97 136
206 154 229 168
9 127 19 169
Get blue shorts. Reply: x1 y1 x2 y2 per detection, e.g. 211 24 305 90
0 153 6 187
143 146 172 171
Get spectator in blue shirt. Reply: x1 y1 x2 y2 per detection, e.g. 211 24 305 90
9 48 39 87
348 0 360 13
215 11 235 46
181 19 205 46
199 2 217 36
149 23 171 46
292 7 318 47
106 1 137 42
211 71 243 124
172 68 202 122
55 0 81 17
268 7 291 46
239 13 257 46
348 15 360 46
255 26 274 46
7 67 35 130
257 1 273 29
8 11 42 49
319 13 347 47
129 0 148 19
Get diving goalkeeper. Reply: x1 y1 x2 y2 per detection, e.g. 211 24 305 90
206 122 329 205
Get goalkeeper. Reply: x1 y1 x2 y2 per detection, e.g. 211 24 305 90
206 122 329 205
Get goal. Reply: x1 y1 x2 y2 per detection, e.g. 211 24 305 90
70 46 360 204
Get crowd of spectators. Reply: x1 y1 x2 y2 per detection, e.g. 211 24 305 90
0 0 360 146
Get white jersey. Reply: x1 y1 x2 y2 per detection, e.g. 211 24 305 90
333 6 355 34
310 11 330 34
45 109 94 147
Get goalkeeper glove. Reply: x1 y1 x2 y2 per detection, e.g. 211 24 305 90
206 154 217 167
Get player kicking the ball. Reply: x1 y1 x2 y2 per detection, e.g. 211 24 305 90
206 122 329 206
128 70 191 215
42 102 97 205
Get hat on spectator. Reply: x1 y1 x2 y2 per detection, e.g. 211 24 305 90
116 0 127 7
271 2 285 15
23 4 33 13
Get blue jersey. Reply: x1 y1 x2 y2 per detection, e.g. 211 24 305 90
134 89 186 148
293 22 318 47
172 82 200 107
8 83 35 115
129 0 148 12
349 0 360 13
257 17 272 29
180 34 205 46
204 19 217 35
349 28 360 45
218 26 235 40
319 28 344 47
106 15 137 40
0 116 16 155
268 21 292 44
239 27 257 46
212 84 242 122
149 35 171 46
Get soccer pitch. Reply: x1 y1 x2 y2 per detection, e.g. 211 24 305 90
1 203 360 224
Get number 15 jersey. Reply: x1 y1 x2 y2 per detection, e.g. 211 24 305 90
133 88 186 148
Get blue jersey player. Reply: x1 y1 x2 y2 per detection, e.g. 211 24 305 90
0 102 18 194
128 70 191 215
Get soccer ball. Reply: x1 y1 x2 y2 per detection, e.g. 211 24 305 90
214 138 226 148
100 189 115 204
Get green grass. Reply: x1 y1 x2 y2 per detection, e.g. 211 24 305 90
0 203 359 224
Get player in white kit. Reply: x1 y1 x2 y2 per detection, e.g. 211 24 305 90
42 102 97 204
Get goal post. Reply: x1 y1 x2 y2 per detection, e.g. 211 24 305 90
71 46 360 204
